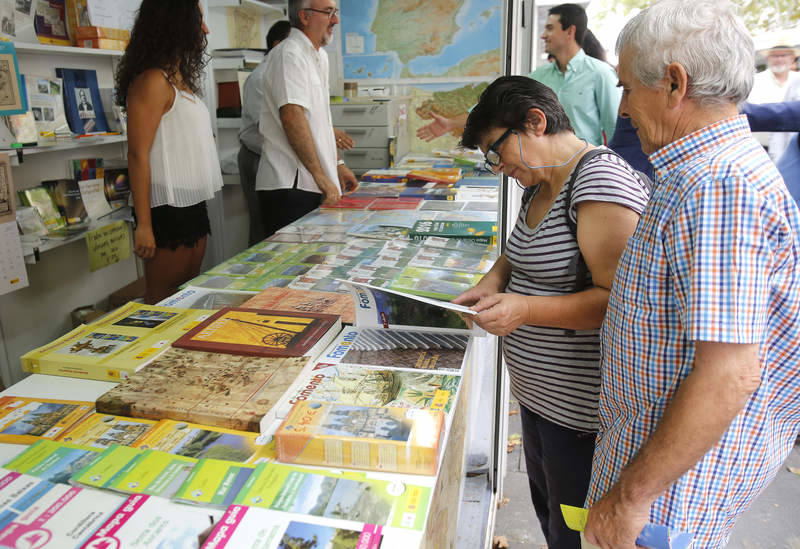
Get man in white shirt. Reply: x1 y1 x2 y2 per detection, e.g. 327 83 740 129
748 43 800 154
256 0 357 238
238 20 291 246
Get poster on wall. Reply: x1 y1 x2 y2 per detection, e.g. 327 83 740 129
339 0 502 80
0 153 29 296
0 41 28 117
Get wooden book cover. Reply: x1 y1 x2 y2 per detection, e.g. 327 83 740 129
171 307 340 358
242 287 356 324
95 347 310 432
275 401 445 475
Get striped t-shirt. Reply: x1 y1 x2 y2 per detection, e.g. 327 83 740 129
503 149 650 432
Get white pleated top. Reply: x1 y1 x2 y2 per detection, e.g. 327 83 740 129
148 83 223 207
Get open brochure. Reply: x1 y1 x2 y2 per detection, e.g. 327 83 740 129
336 279 483 336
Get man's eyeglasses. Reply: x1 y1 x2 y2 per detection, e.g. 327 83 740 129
484 129 514 174
304 7 339 19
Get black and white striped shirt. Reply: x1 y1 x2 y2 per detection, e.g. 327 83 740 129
504 150 650 432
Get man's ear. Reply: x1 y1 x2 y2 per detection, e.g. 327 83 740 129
525 108 548 136
665 62 689 107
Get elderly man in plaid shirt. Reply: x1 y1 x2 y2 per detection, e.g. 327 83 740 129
583 1 800 547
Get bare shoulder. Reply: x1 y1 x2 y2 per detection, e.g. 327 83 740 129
128 69 173 109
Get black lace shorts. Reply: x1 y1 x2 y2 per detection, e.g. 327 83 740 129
134 202 211 250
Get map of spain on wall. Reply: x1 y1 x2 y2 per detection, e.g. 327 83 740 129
341 0 502 79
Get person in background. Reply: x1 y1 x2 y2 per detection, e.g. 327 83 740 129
583 2 800 546
418 4 620 147
116 0 223 304
748 41 800 157
238 20 291 247
255 0 358 239
454 76 649 549
769 75 800 161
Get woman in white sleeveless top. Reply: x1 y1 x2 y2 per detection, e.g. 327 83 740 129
115 0 222 304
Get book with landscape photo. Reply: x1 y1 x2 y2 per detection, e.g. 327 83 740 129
55 67 110 133
0 396 92 444
173 458 255 508
233 461 432 531
19 74 70 142
171 307 341 359
409 219 497 245
157 286 254 310
20 303 214 382
95 347 310 432
274 402 445 475
18 186 66 234
41 178 87 226
56 412 157 448
87 447 197 499
389 266 483 301
3 440 102 485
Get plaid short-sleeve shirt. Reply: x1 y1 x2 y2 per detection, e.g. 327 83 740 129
587 116 800 547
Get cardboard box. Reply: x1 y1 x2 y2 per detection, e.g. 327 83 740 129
75 25 130 41
81 38 128 51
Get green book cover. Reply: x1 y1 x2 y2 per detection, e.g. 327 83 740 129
390 266 482 301
72 444 142 489
409 220 497 245
3 440 103 484
18 186 66 233
234 462 431 531
173 458 255 507
105 449 196 498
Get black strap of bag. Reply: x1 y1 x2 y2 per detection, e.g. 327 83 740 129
521 148 653 292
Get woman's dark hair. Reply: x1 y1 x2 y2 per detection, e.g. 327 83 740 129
582 29 607 62
461 76 573 150
267 20 292 52
115 0 208 107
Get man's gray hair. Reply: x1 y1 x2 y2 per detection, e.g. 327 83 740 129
288 0 312 29
616 0 754 106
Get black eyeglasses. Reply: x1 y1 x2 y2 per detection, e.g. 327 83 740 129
304 7 339 19
484 129 514 174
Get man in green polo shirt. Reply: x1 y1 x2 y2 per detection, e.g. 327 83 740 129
417 3 620 146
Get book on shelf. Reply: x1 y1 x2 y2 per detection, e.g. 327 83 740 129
18 186 66 234
173 458 255 508
20 302 214 382
279 362 461 418
0 396 93 444
94 347 311 432
54 67 110 134
34 0 71 45
171 307 341 360
18 74 71 143
274 402 445 475
56 412 157 448
232 462 432 531
3 111 37 146
77 177 112 220
103 165 129 210
82 493 211 549
133 419 274 465
41 178 87 226
3 440 103 485
202 504 420 549
157 286 254 310
15 206 48 237
242 287 356 325
0 42 27 117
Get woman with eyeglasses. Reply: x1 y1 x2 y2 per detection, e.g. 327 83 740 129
452 76 649 549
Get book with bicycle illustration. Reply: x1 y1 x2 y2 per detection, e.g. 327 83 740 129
171 307 341 359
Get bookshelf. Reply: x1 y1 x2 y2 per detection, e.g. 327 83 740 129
7 135 128 166
13 42 124 57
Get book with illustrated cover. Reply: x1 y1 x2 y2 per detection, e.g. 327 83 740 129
20 303 214 381
34 0 71 45
134 420 274 465
280 363 460 417
346 223 409 241
409 247 495 274
95 347 310 432
0 42 26 117
202 505 419 549
70 157 103 181
18 186 66 234
173 458 255 508
3 440 102 485
318 327 470 373
97 448 197 498
407 168 461 184
14 206 48 236
347 182 406 198
0 482 124 548
19 74 70 142
172 307 341 359
56 413 157 448
157 286 254 310
0 396 92 444
274 402 445 475
233 462 432 531
41 178 87 225
389 266 483 301
54 67 110 134
243 287 356 325
103 165 130 209
409 219 497 245
82 493 211 549
70 444 141 491
360 169 410 182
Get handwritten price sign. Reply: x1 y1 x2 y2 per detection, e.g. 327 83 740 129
86 220 131 272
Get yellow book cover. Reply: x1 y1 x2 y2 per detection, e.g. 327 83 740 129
0 396 93 444
134 419 275 465
275 402 445 476
56 413 157 448
20 305 213 381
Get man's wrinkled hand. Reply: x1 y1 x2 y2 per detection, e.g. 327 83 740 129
584 485 651 549
416 112 453 142
470 293 530 336
337 163 359 194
